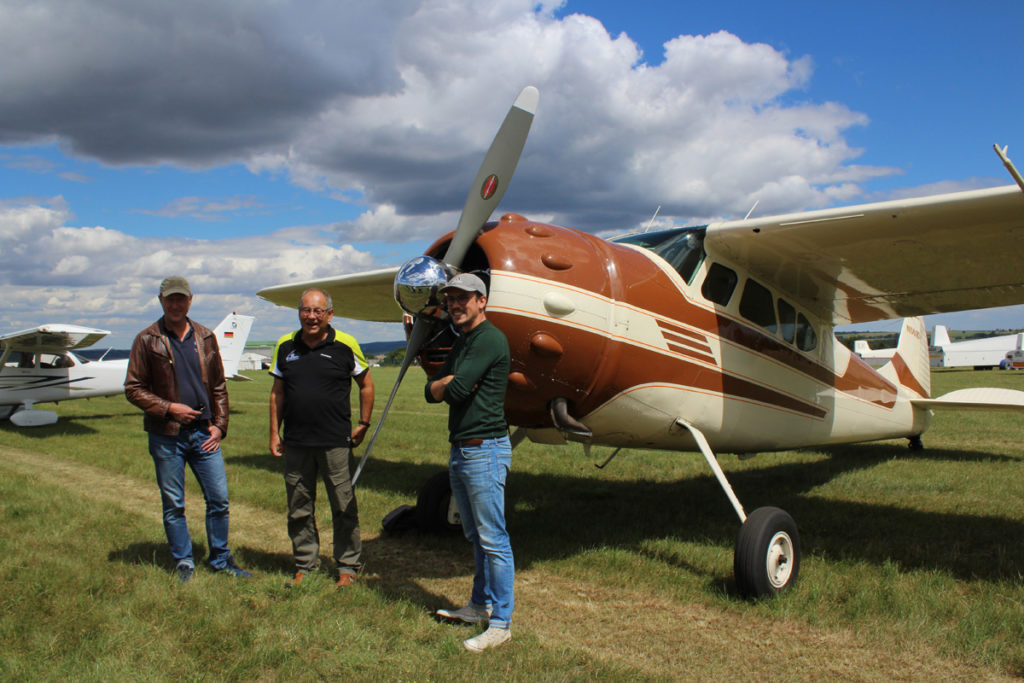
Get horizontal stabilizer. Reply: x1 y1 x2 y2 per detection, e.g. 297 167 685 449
912 388 1024 412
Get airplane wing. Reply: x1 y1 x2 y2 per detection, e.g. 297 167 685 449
257 267 402 322
707 185 1024 325
0 324 110 353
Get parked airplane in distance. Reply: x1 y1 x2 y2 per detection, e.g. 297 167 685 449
852 339 897 367
0 313 254 427
929 324 1024 369
260 86 1024 598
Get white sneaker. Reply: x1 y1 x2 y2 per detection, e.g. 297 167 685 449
436 603 491 624
463 626 511 653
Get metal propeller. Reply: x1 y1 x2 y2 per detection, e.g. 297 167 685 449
352 86 539 486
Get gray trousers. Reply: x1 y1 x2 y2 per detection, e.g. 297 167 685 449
284 444 361 576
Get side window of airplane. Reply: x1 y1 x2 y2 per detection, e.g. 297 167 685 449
777 298 797 344
739 279 778 334
796 313 818 352
701 262 738 306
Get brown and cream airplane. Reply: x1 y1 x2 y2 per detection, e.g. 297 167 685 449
259 86 1024 597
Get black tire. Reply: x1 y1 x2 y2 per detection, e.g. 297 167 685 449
734 506 800 598
415 471 462 533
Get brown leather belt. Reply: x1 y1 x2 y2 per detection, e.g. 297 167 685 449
452 438 484 447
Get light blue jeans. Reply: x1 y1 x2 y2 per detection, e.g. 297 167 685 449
448 435 514 628
148 425 232 570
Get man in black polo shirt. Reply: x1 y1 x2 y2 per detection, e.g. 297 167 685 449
269 287 375 588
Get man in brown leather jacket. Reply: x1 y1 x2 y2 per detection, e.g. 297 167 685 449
125 276 251 583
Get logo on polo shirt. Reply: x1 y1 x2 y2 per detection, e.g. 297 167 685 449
286 350 300 362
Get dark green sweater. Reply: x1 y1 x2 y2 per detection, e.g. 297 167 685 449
425 320 510 442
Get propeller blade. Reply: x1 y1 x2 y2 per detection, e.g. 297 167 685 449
442 85 539 269
351 316 433 486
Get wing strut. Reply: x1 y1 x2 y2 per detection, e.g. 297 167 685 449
994 144 1024 193
674 418 747 523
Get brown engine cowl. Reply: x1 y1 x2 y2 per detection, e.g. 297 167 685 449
412 212 679 430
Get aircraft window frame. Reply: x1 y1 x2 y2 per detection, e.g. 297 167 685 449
796 313 818 352
777 298 797 344
701 262 738 307
739 278 778 334
613 226 707 285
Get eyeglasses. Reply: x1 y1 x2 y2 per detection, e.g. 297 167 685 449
443 292 475 305
299 307 331 317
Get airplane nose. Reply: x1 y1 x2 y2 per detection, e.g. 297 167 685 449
394 255 450 317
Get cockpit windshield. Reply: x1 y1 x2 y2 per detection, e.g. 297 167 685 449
613 226 708 284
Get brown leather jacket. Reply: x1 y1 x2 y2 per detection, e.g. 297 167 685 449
124 317 229 437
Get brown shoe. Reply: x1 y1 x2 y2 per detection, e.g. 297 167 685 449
285 570 307 588
336 573 356 588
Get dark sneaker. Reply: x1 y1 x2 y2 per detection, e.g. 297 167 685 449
176 563 194 584
216 558 253 579
285 570 307 588
436 603 491 624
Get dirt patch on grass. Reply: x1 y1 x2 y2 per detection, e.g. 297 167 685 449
2 444 1013 681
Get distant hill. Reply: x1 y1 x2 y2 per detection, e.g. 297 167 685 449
245 340 405 355
247 340 406 356
361 340 406 356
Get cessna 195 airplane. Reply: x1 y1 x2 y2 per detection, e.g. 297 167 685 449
1 313 255 427
259 86 1024 598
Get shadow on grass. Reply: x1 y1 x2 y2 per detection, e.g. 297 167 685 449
109 540 295 577
0 419 100 437
342 441 1024 594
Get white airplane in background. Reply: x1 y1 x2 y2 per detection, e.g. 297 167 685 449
260 86 1024 598
929 324 1024 369
0 313 254 427
852 339 897 368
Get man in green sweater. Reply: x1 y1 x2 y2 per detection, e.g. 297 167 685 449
425 272 514 652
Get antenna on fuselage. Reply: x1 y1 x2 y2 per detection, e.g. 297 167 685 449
994 144 1024 193
743 199 760 220
643 205 661 232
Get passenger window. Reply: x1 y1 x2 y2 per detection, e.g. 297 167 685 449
701 263 738 306
777 298 796 344
796 313 818 352
739 279 777 333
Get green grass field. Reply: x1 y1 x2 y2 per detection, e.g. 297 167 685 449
2 367 1024 680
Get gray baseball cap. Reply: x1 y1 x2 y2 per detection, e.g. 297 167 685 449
439 273 487 296
160 275 192 297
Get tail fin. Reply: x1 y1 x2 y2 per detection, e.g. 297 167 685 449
213 313 255 380
880 317 930 398
854 340 871 354
932 324 951 347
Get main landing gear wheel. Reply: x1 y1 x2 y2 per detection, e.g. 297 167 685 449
415 471 462 533
734 506 800 598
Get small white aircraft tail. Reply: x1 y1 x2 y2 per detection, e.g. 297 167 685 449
879 317 931 398
213 313 254 380
932 324 951 347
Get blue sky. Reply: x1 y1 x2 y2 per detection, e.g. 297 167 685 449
1 0 1022 346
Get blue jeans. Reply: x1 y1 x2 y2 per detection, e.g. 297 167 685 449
448 435 514 628
148 426 232 570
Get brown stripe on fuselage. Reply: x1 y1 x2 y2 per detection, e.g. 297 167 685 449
446 218 899 424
